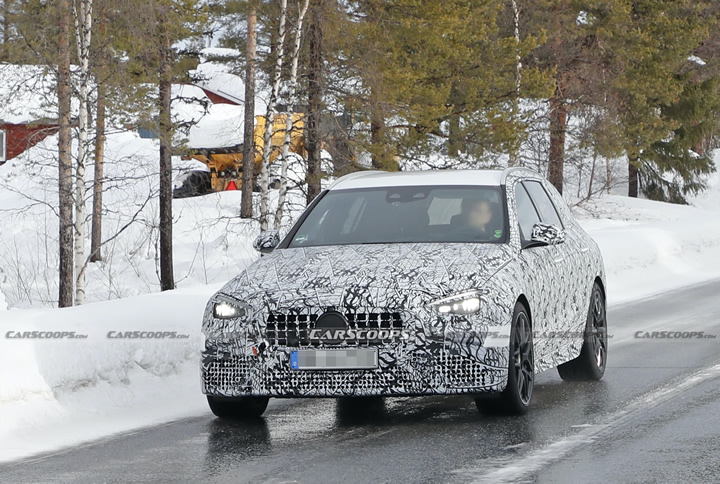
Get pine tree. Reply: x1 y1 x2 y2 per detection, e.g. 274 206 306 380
57 0 74 307
607 0 716 197
640 76 720 203
336 0 549 169
112 0 208 291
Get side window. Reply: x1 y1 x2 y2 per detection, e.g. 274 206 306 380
515 183 541 241
523 181 563 228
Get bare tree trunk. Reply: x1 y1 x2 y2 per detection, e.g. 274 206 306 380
606 156 612 193
447 83 462 157
274 0 310 229
240 1 257 219
1 0 9 60
158 44 174 291
72 0 93 305
305 0 323 204
370 101 397 171
628 156 639 198
548 79 566 194
57 0 74 308
587 150 597 200
90 83 105 262
259 0 288 232
508 0 522 167
2 0 8 44
370 108 384 169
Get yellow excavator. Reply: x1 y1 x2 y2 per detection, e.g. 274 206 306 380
174 113 306 198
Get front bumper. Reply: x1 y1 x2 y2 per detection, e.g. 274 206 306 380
201 297 513 398
201 343 509 397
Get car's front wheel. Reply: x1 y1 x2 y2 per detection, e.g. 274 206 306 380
476 302 534 415
557 282 607 381
207 395 269 419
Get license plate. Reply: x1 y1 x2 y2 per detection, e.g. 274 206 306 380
290 349 378 370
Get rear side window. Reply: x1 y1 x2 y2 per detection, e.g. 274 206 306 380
523 181 563 228
515 183 541 241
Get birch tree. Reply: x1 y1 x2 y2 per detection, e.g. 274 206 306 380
273 0 310 229
258 0 287 232
507 0 522 167
72 0 93 304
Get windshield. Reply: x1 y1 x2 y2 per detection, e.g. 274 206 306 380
287 185 507 247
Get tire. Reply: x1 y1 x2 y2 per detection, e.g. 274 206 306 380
476 302 534 415
207 395 269 419
173 170 212 199
557 282 608 381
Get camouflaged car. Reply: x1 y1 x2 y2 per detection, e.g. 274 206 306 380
201 167 608 417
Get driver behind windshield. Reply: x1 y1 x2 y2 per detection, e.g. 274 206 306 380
460 198 493 233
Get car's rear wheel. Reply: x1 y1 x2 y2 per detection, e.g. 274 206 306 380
207 395 269 419
476 302 534 415
557 282 607 381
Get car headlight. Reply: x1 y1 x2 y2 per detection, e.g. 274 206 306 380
429 291 481 315
212 296 248 319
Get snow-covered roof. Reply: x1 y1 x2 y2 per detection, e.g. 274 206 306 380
184 103 245 149
330 170 506 190
193 71 246 106
172 84 245 149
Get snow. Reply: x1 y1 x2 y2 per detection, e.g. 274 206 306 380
3 157 720 462
0 65 60 124
184 102 245 149
575 168 720 305
2 63 720 463
0 285 216 463
688 55 707 67
192 71 246 107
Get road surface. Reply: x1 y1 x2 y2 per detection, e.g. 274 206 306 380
2 280 720 483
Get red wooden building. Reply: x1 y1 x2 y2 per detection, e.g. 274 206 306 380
0 119 59 164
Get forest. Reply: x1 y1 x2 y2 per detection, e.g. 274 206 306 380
1 0 719 307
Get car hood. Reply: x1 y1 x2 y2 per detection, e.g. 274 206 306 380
217 243 513 309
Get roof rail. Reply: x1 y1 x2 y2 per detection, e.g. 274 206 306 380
500 166 542 184
328 170 387 190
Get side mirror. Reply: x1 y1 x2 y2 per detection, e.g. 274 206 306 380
526 223 566 248
253 230 280 254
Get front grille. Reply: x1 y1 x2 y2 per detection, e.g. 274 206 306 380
265 310 404 347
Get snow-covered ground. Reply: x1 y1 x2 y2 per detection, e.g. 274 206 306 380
2 162 720 463
1 129 720 463
578 170 720 305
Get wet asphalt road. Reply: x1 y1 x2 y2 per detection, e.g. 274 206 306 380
2 281 720 483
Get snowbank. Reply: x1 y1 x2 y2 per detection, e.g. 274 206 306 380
2 148 720 463
576 170 720 305
0 285 217 463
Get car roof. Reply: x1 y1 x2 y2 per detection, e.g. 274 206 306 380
329 168 538 191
